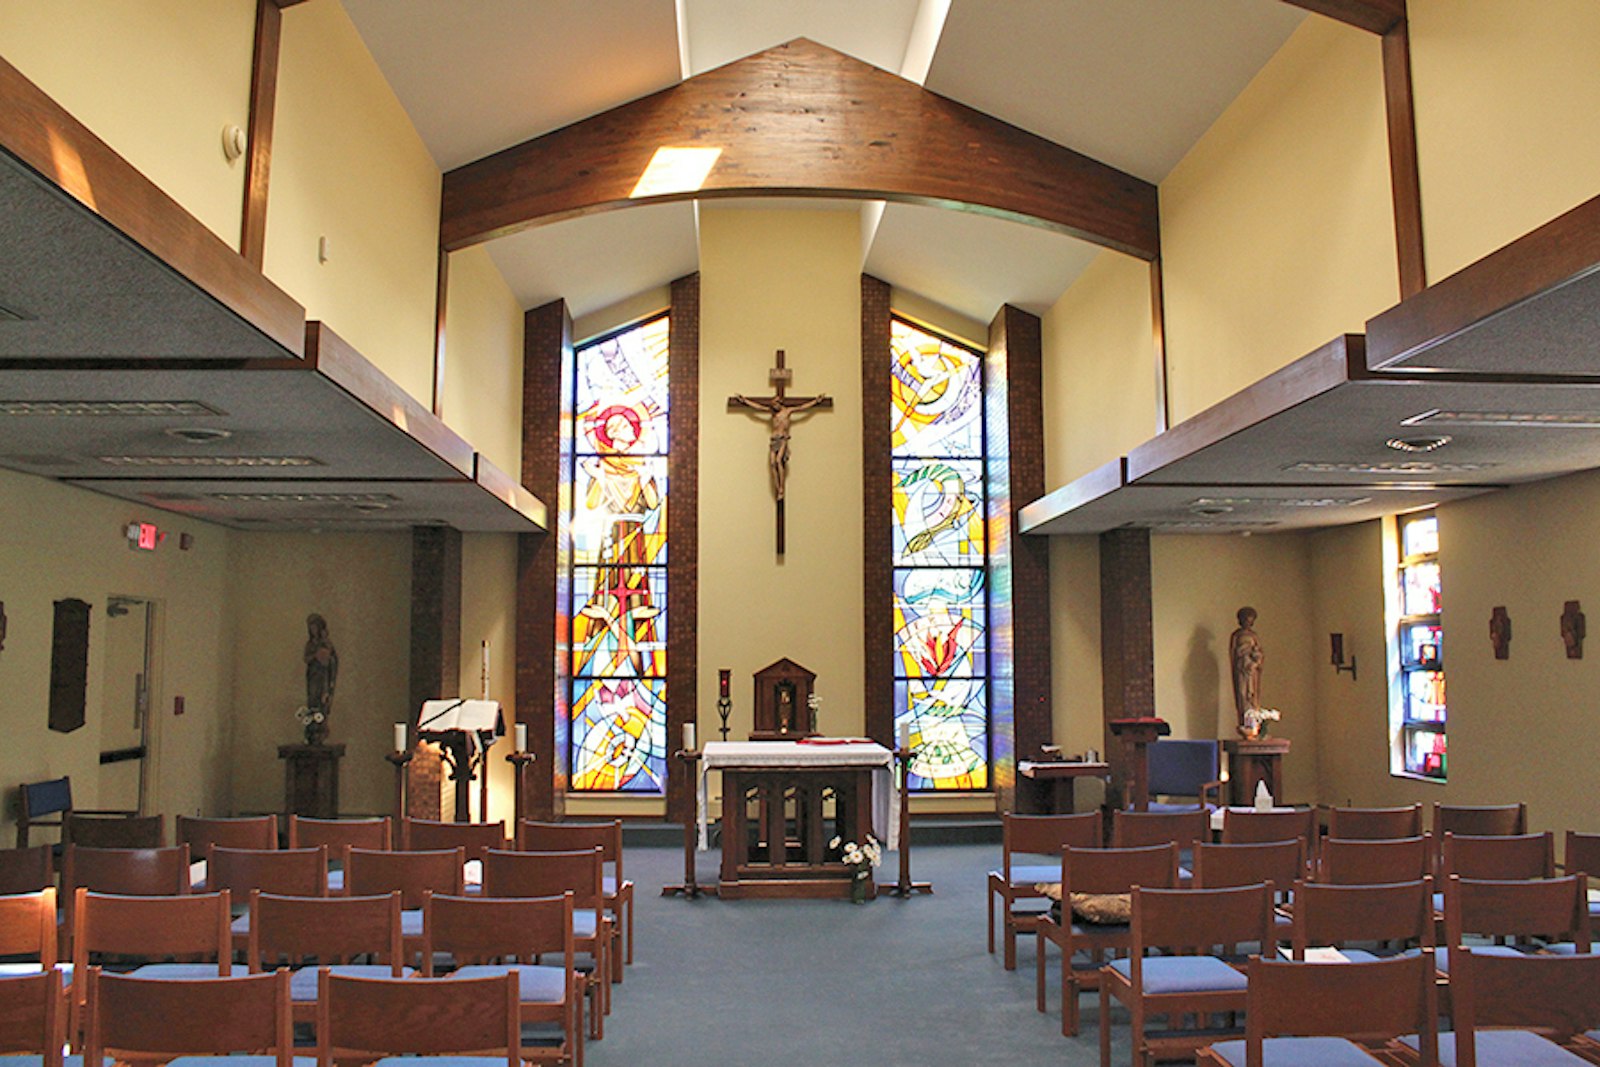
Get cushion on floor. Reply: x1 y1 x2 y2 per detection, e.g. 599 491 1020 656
449 963 568 1004
1398 1029 1589 1066
1208 1036 1384 1065
1107 955 1248 994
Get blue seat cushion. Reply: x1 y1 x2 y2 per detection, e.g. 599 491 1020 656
1543 943 1598 955
573 910 600 939
993 864 1058 887
166 1059 319 1067
1405 944 1524 974
0 1056 83 1067
371 1058 513 1067
1107 955 1246 994
326 868 345 893
127 963 224 980
288 964 413 1002
603 875 627 895
1399 1030 1589 1066
0 962 72 985
230 913 250 936
1209 1036 1385 1065
450 964 567 1004
401 909 424 937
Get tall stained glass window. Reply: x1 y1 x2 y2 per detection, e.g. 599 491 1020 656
890 318 989 790
566 315 670 792
1391 510 1446 780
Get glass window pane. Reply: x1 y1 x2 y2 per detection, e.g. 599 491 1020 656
1402 515 1439 557
894 679 988 790
572 566 666 677
892 459 985 565
1404 670 1446 721
1402 623 1442 669
570 678 667 792
1402 561 1442 615
894 567 987 679
890 320 983 457
572 456 667 566
576 317 670 455
1403 727 1446 778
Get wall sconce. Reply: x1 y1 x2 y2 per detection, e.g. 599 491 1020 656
1330 633 1358 680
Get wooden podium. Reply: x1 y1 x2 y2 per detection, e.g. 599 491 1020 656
1108 717 1170 812
278 743 344 819
1224 737 1291 806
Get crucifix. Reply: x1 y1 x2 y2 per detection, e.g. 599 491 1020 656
728 350 832 554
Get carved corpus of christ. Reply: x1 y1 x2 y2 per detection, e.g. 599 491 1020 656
728 349 833 554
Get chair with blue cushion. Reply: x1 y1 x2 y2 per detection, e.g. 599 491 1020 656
317 969 521 1067
482 848 613 1027
0 969 66 1067
1099 882 1273 1066
1563 831 1600 927
0 888 58 976
1317 835 1431 886
1441 831 1555 881
177 815 278 856
1442 874 1590 969
15 777 134 852
206 846 326 949
1143 740 1223 813
1431 803 1526 877
83 967 299 1067
1289 878 1435 963
989 810 1103 971
1325 804 1422 841
422 891 585 1061
286 816 391 894
519 819 634 969
1197 951 1438 1066
1193 839 1304 940
345 846 463 962
61 845 191 958
1035 842 1178 1037
1406 948 1600 1066
246 890 407 1022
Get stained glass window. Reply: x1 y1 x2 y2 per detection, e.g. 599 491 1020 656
890 319 989 790
1393 511 1445 779
566 315 670 792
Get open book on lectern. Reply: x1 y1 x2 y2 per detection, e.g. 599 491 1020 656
417 698 504 754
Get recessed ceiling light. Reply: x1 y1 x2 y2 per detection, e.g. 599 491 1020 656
164 427 233 444
98 455 321 467
1403 409 1600 428
1385 435 1452 453
1283 460 1494 474
0 400 224 417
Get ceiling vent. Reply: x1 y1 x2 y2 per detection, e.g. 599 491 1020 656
97 455 321 468
208 492 401 504
1283 460 1495 475
0 400 224 417
1403 409 1600 429
1190 496 1374 510
1129 519 1281 530
164 427 233 444
1385 435 1452 453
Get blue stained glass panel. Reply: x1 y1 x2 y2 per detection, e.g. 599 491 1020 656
572 455 667 566
893 679 988 790
892 459 985 565
570 677 667 792
890 320 982 458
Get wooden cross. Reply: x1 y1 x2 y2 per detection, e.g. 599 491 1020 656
727 350 833 554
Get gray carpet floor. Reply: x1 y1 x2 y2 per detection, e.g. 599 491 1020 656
589 843 1130 1066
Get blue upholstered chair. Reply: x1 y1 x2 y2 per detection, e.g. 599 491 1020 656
988 811 1103 971
83 968 307 1067
1144 739 1223 812
246 890 409 1021
317 969 521 1067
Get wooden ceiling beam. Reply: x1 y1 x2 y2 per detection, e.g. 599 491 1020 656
441 39 1159 261
1280 0 1406 35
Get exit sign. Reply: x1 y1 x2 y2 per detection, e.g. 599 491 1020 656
126 522 161 551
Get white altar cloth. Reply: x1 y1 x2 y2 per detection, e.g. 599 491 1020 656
696 740 898 853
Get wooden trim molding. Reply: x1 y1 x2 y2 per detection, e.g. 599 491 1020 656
1280 0 1405 34
241 0 282 270
665 273 700 824
442 39 1159 260
860 275 895 747
432 248 449 417
1382 18 1426 298
1149 259 1171 434
0 54 305 355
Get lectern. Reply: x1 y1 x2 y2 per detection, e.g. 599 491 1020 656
1108 717 1170 812
416 699 503 822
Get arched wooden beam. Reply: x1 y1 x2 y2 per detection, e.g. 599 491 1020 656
440 38 1159 261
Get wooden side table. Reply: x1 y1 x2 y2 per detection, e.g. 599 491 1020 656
1224 737 1291 806
278 743 344 819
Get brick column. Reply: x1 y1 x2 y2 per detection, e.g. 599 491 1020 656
519 300 569 819
860 275 894 745
665 274 700 824
407 525 462 820
1099 527 1155 810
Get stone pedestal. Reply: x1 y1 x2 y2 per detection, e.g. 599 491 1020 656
1224 737 1291 806
278 743 344 819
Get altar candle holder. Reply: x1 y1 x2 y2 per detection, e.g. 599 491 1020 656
386 731 414 821
506 747 536 826
717 669 732 741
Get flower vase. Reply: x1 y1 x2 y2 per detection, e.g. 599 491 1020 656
305 719 329 746
850 867 870 904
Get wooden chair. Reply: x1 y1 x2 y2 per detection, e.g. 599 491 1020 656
1325 803 1423 840
344 845 463 959
1317 834 1432 885
402 818 507 862
1442 874 1591 969
1563 830 1600 927
1432 802 1527 876
423 891 586 1060
177 814 278 853
246 890 406 1020
1435 948 1600 1066
1197 952 1438 1066
1143 739 1224 812
15 777 133 850
0 845 54 895
1220 808 1318 874
206 845 327 948
63 814 164 849
1441 831 1556 881
84 967 293 1067
1288 877 1435 961
989 810 1103 970
1192 839 1303 937
0 888 58 972
519 818 635 967
482 848 614 1027
1034 842 1178 1037
317 969 521 1067
1099 883 1273 1067
0 970 66 1067
286 815 391 894
61 845 190 956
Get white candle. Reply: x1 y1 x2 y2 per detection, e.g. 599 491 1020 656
896 722 909 751
683 723 696 751
393 723 407 752
514 722 528 752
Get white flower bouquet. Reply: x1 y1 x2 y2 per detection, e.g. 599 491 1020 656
830 833 882 903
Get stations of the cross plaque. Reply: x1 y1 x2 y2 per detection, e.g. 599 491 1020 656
728 350 832 554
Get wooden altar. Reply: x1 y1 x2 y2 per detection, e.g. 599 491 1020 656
698 741 894 900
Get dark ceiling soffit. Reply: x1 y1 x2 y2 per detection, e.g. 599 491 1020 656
0 54 306 357
1280 0 1406 35
1365 192 1600 373
1017 457 1125 534
440 38 1160 261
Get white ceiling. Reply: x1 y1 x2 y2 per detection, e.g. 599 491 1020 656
343 0 1307 324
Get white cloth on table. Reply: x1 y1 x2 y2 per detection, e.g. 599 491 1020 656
695 740 897 853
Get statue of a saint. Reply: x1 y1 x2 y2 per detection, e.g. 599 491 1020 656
1229 606 1264 736
304 613 338 717
729 392 830 501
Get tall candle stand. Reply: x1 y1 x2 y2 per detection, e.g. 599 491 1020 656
662 743 714 898
506 748 536 827
386 747 414 821
879 740 932 897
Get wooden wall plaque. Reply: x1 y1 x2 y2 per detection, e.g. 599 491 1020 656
49 598 91 733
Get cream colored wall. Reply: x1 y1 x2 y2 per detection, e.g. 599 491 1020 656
572 288 672 347
890 288 987 351
0 0 255 250
1312 473 1600 833
696 205 864 737
0 471 236 843
1150 534 1320 803
265 0 441 401
458 533 519 824
1048 535 1104 758
1159 16 1394 425
443 248 525 477
1410 0 1600 281
1040 250 1156 488
225 530 412 819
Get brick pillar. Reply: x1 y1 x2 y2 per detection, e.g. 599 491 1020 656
519 300 569 819
1099 527 1155 809
860 275 894 745
665 274 700 824
408 525 462 820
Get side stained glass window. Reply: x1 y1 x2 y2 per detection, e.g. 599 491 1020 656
890 318 989 790
1393 511 1445 779
566 315 670 792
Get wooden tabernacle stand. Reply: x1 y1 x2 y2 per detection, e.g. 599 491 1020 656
749 658 817 740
